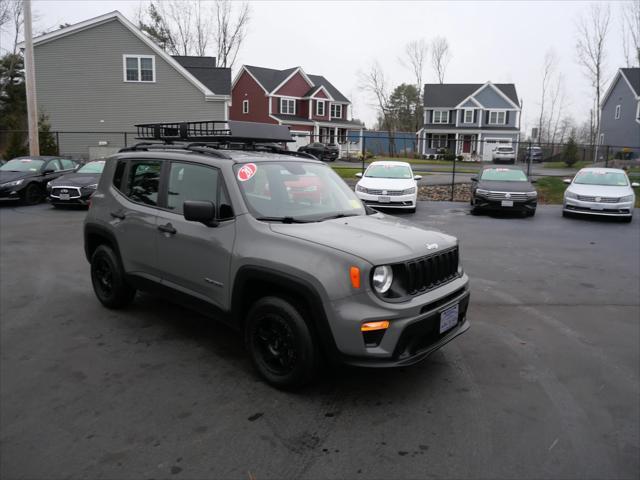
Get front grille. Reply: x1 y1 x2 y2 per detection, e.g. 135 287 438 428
51 187 81 198
403 247 459 295
576 195 619 203
485 191 528 201
367 189 405 196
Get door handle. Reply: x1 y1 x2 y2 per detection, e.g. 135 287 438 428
158 223 177 235
110 210 126 220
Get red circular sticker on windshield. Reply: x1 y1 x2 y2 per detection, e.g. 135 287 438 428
237 163 257 182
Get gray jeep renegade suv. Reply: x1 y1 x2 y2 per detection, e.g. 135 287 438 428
84 121 470 388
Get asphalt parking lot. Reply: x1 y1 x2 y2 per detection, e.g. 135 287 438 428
1 202 638 480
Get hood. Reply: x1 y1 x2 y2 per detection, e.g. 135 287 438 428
567 183 633 197
477 180 535 192
357 177 416 190
49 172 100 187
270 213 457 265
0 170 39 183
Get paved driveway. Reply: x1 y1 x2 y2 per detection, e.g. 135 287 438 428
1 202 638 479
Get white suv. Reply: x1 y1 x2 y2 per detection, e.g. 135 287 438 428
354 161 421 213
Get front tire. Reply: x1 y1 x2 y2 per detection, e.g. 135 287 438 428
245 296 319 389
22 183 43 205
90 245 136 309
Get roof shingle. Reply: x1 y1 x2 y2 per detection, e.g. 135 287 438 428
172 56 231 95
424 83 519 108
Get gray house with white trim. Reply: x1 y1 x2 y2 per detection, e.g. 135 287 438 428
21 11 231 159
599 68 640 156
417 82 521 161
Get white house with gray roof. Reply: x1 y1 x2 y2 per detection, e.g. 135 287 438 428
599 68 640 157
20 11 231 159
417 82 522 161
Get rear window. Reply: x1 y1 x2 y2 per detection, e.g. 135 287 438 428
497 147 514 152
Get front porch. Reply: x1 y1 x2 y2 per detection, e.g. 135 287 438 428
421 132 481 160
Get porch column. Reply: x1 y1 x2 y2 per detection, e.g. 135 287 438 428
455 133 459 154
334 127 338 144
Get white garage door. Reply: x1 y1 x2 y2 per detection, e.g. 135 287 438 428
290 131 311 151
482 138 512 162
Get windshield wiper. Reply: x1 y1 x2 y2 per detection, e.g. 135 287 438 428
256 216 314 224
316 213 360 222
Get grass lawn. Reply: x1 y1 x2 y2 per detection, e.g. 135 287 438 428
542 161 591 169
535 176 640 207
331 167 364 179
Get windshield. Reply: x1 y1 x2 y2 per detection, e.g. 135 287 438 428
235 161 366 221
481 168 528 182
0 158 45 172
497 147 514 152
77 161 105 174
365 164 412 179
573 171 628 186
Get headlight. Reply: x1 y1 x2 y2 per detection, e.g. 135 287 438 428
372 265 393 294
403 187 416 194
527 191 538 197
620 194 634 202
356 184 368 194
476 188 490 195
84 183 98 190
46 181 52 190
1 179 24 188
565 190 578 199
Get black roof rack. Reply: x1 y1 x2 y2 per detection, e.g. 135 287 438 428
135 120 294 144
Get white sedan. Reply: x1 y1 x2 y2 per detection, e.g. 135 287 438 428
563 167 638 222
354 161 421 212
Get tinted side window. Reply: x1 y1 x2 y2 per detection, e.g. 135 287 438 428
126 161 161 206
113 161 126 191
45 159 62 171
60 159 76 170
168 162 218 214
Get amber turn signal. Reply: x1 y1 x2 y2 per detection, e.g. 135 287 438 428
361 320 390 332
350 266 361 288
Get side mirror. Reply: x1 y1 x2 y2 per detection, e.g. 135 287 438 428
631 182 640 188
530 178 537 184
184 200 217 227
414 175 422 180
470 176 478 182
563 178 572 184
355 172 363 178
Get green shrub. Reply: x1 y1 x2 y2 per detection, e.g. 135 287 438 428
3 131 27 159
456 155 463 161
562 137 579 167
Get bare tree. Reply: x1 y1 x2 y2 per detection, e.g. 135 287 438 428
0 0 22 55
537 49 557 144
400 38 428 131
359 62 396 155
214 0 250 69
0 0 11 31
575 3 611 144
430 36 451 84
621 0 640 67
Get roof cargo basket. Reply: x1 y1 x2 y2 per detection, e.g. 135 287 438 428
135 120 294 143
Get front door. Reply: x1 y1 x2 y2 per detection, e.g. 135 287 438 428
155 161 235 310
462 135 472 154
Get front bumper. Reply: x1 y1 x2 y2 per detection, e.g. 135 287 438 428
0 184 26 200
563 198 634 217
474 195 537 212
355 191 417 209
48 187 94 205
328 274 470 367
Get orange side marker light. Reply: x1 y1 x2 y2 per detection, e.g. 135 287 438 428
350 266 361 289
361 321 390 332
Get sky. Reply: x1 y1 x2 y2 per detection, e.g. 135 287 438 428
0 0 634 134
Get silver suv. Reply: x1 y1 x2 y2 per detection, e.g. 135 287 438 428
83 121 470 388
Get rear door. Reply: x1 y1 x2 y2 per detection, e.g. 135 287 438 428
110 159 163 279
155 161 236 310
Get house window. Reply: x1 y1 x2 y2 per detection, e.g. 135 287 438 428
464 110 474 123
600 133 605 145
430 134 448 149
316 101 325 116
242 100 249 114
488 111 506 125
330 104 343 119
123 55 155 82
614 105 620 120
433 110 449 124
280 98 296 115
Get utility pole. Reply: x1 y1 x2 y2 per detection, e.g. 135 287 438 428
23 0 39 156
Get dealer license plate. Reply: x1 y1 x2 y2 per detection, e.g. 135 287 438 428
591 204 604 210
501 200 514 207
439 304 459 334
60 193 70 200
379 196 390 203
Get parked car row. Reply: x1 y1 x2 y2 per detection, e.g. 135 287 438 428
0 156 105 207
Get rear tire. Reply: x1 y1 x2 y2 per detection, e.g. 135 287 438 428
90 245 136 309
245 296 319 389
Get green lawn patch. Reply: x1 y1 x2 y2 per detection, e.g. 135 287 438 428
542 161 590 169
331 167 364 179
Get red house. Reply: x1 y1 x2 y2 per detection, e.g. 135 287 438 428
230 65 363 153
